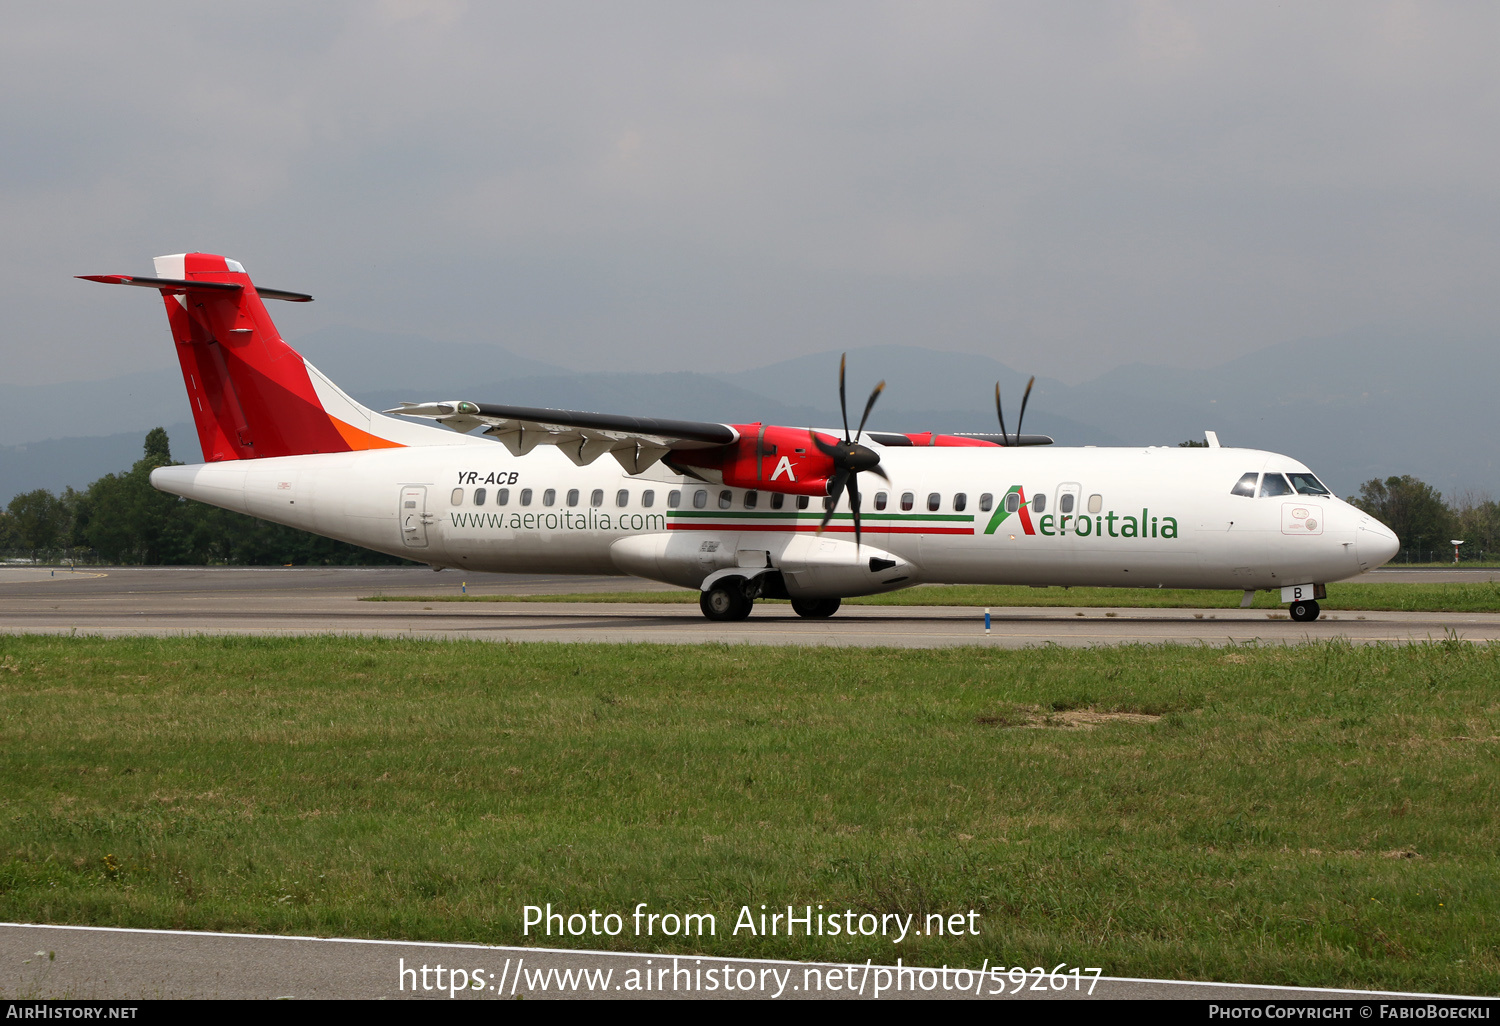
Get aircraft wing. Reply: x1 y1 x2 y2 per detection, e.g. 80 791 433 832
384 401 739 474
946 432 1055 447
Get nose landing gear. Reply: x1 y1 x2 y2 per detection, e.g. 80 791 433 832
1289 600 1321 622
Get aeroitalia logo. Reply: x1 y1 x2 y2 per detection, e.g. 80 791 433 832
985 486 1181 540
983 485 1034 535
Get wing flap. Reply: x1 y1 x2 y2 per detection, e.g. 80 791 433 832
384 400 739 473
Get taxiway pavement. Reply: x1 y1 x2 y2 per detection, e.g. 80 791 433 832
2 923 1477 1002
0 565 1496 648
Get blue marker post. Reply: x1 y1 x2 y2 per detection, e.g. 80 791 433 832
984 607 991 635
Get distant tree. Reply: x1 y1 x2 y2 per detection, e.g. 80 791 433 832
60 486 90 554
1178 439 1209 448
81 428 194 563
1449 490 1500 558
6 489 68 560
72 428 410 566
143 426 172 466
1349 475 1454 556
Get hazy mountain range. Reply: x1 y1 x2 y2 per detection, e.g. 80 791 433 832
2 326 1492 504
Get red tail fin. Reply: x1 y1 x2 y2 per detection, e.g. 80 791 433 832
83 253 421 462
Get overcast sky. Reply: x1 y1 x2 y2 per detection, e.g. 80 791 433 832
4 1 1498 387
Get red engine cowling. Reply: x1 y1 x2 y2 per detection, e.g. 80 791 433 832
669 424 838 496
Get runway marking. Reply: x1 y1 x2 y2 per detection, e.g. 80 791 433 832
1 922 1478 999
0 624 1475 649
0 568 107 583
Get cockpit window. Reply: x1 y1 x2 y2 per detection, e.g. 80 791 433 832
1259 473 1293 498
1287 472 1330 497
1231 472 1258 497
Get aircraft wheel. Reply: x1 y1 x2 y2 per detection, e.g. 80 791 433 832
1289 600 1321 623
790 597 842 619
700 580 753 621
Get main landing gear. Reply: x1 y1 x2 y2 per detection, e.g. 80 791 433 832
698 578 844 622
700 580 754 621
1289 600 1321 622
790 597 841 619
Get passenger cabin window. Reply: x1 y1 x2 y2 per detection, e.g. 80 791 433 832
1259 473 1293 498
718 490 732 509
927 493 941 512
901 492 914 511
1231 472 1258 497
617 489 630 507
874 492 888 511
693 489 708 509
1032 493 1046 513
796 495 809 510
1088 494 1103 514
451 488 464 505
953 492 967 512
668 490 682 507
770 492 785 510
591 489 604 507
520 488 533 506
566 489 579 507
642 490 655 508
473 488 486 506
1005 492 1021 513
744 490 758 509
824 495 836 511
496 488 510 506
542 488 556 507
1059 493 1075 514
1287 473 1330 496
979 493 993 512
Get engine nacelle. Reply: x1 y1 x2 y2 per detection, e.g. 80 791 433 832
668 424 838 496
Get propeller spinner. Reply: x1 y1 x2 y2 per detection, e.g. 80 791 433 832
811 354 890 549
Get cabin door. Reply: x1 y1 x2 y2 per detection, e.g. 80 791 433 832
400 486 431 548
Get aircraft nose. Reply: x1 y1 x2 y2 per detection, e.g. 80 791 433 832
1357 520 1400 569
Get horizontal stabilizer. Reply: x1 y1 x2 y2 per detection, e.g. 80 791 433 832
77 275 313 302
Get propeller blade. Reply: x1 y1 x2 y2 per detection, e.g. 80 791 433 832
818 469 849 534
848 472 862 550
1015 376 1035 445
854 381 885 442
838 353 850 442
810 429 841 459
867 463 890 484
995 382 1009 447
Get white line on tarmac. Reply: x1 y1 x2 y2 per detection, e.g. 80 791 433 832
2 922 1484 1000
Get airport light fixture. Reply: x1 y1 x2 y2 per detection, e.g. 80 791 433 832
1452 539 1465 564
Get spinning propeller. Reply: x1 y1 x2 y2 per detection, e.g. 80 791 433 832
995 375 1035 447
811 354 890 549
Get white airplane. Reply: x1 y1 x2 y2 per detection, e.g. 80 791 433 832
83 253 1400 622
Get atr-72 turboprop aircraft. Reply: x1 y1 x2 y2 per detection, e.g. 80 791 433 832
83 254 1401 622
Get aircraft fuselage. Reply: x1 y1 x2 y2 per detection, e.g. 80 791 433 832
151 439 1396 595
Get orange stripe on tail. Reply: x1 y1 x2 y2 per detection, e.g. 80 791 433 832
330 416 405 451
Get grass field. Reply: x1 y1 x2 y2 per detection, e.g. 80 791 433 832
365 580 1500 613
1 634 1496 994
